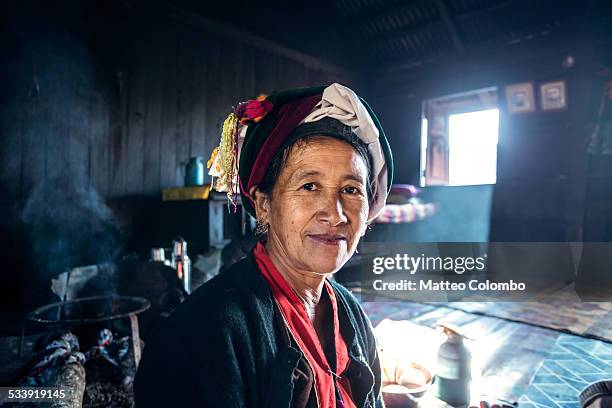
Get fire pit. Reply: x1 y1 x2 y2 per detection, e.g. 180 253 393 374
27 296 150 367
28 296 150 325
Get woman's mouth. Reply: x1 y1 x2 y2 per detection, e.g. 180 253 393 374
307 234 347 246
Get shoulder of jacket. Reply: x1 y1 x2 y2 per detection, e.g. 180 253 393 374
186 256 254 301
165 256 263 328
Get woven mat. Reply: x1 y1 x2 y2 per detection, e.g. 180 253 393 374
356 283 612 343
428 286 612 343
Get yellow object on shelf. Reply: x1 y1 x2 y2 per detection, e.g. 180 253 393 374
162 185 212 201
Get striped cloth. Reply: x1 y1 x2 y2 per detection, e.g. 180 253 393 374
374 202 436 224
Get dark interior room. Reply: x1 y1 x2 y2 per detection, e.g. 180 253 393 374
2 0 612 407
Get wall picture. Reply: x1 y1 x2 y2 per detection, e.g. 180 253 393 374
540 80 567 111
505 82 536 113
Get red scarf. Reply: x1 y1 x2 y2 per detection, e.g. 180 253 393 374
253 243 356 408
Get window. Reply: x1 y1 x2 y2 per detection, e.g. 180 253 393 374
448 109 499 185
420 118 428 187
421 87 499 186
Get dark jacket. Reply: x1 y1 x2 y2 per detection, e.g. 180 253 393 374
134 254 384 408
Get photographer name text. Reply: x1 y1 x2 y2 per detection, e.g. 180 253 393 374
372 279 526 292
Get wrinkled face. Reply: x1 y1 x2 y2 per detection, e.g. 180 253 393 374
253 137 370 275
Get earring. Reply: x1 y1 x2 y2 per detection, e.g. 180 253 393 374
254 219 269 236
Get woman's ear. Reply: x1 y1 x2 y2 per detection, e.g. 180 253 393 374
360 220 371 237
249 185 270 223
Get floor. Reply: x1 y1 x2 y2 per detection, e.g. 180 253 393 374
357 297 612 407
360 298 557 402
518 334 612 408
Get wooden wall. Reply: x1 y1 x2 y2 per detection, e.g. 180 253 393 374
0 0 354 316
0 0 352 206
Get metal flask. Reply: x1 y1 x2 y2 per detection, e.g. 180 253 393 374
434 323 472 405
184 157 205 186
172 238 191 294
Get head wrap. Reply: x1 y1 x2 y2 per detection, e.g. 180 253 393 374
208 83 393 221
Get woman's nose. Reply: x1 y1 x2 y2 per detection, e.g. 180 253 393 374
317 191 348 226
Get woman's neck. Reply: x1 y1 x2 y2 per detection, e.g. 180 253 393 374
264 241 327 321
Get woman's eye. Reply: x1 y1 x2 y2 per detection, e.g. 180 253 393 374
301 183 315 191
343 186 361 195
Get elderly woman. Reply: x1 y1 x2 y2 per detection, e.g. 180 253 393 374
134 84 393 408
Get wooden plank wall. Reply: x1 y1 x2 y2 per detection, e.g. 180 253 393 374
0 5 350 209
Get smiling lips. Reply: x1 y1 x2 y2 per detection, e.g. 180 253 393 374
307 234 347 246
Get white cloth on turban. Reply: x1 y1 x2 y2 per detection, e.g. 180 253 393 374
300 83 389 221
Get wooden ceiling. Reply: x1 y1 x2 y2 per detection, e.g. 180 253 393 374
167 0 612 74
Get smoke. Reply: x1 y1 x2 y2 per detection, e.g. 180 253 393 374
21 172 122 291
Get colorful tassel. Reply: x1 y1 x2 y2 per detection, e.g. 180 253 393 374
217 112 239 201
207 94 273 211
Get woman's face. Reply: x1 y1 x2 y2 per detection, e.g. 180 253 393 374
256 137 369 275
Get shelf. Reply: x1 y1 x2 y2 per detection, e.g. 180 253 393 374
162 185 212 201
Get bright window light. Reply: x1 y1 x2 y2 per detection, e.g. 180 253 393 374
448 109 499 186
